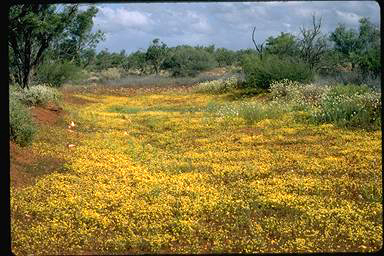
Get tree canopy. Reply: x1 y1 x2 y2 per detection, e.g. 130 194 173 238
9 4 103 88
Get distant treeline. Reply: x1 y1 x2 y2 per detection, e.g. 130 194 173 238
9 3 380 89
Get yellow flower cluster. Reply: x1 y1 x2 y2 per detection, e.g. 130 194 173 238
11 86 382 254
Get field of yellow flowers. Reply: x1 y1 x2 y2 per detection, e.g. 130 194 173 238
11 85 382 254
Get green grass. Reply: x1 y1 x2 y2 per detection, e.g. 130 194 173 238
107 105 142 114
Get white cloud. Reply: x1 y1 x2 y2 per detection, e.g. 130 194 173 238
184 11 213 34
335 10 362 26
94 2 380 53
95 7 152 33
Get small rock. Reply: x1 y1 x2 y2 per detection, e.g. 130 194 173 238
67 144 76 148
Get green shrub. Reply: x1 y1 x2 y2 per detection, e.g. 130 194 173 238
326 84 372 97
241 54 314 89
268 80 380 129
162 46 217 77
193 76 239 94
311 85 381 129
9 95 37 146
99 68 122 81
270 79 330 108
35 61 82 87
17 84 61 106
237 102 285 124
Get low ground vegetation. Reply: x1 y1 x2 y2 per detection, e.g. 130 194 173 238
241 55 314 89
9 84 62 146
10 77 382 254
9 5 382 254
11 84 62 106
9 95 37 147
195 78 381 130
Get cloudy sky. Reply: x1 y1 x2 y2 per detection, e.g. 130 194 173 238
89 1 380 53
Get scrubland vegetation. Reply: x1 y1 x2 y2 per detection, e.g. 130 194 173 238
11 80 382 254
9 3 381 254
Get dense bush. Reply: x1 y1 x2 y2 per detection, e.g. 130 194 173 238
162 46 217 77
241 54 314 89
35 61 82 87
14 84 61 106
99 68 122 81
9 95 37 146
317 70 381 88
193 76 239 94
312 85 381 129
269 80 381 129
214 48 237 67
270 79 330 108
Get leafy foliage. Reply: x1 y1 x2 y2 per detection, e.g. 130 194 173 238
125 50 147 74
162 46 217 77
241 54 313 89
35 61 82 87
312 85 381 129
99 68 122 82
214 48 237 67
9 95 37 146
269 80 381 129
15 84 61 106
146 39 168 74
329 17 380 78
193 76 239 94
50 5 104 66
265 32 298 58
8 4 103 88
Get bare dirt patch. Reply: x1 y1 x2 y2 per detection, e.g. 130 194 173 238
10 141 35 189
11 104 68 189
10 141 67 189
30 105 64 125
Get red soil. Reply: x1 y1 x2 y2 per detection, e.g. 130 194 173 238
10 104 65 189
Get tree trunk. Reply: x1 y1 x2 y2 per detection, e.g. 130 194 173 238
154 64 159 74
22 67 31 89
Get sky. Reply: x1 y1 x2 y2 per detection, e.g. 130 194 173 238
88 1 380 54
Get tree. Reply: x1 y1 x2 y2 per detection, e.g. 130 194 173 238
214 48 236 67
352 17 380 77
252 26 265 60
265 32 298 58
329 24 358 56
94 49 112 71
162 45 217 77
330 17 380 77
127 50 147 74
79 48 96 69
8 4 79 88
298 15 328 70
51 5 104 67
145 38 168 74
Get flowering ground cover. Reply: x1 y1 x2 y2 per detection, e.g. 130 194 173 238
11 86 382 254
